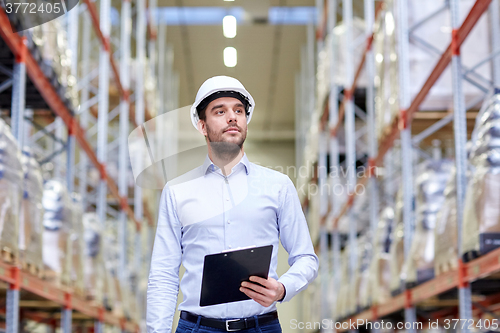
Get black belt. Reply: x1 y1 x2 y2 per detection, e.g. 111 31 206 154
180 310 278 331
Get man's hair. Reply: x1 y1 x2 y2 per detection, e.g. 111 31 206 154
197 105 250 123
198 106 209 122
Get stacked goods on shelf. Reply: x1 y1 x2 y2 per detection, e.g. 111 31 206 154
336 180 370 235
131 59 159 117
19 148 45 277
103 219 119 312
373 0 399 140
463 93 500 261
42 179 73 286
121 283 132 320
124 219 139 320
28 18 78 111
389 189 405 296
401 155 453 287
373 0 490 139
330 17 368 88
70 194 85 296
336 248 350 319
369 206 394 305
355 234 372 312
0 119 23 263
145 60 158 117
307 175 320 243
83 213 105 304
434 167 459 275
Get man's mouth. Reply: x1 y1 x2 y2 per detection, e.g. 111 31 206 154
224 128 239 133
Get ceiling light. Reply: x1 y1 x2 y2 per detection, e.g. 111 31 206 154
224 47 237 67
223 15 237 38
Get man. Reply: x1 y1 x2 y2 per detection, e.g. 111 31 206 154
146 76 318 333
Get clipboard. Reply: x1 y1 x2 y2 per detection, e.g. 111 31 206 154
199 245 273 307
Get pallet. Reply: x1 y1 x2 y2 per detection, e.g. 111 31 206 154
73 285 85 299
435 258 458 276
87 298 104 309
1 249 18 265
42 269 71 289
21 261 45 279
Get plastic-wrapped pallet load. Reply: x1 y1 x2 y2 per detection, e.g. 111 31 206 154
83 212 105 304
125 220 139 320
463 93 500 261
112 277 124 317
373 0 491 140
336 248 350 319
369 207 394 305
102 219 119 312
337 190 371 234
389 189 406 295
402 158 453 287
70 194 85 296
374 0 400 141
42 179 73 286
434 167 459 275
30 18 78 111
0 119 23 263
306 178 320 245
19 148 44 277
121 283 131 320
355 234 373 311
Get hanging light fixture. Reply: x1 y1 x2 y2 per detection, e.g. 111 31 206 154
223 15 237 38
224 47 237 67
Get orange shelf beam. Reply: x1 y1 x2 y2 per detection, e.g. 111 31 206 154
338 246 500 331
0 261 138 331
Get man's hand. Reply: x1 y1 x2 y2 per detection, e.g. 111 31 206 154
239 276 285 307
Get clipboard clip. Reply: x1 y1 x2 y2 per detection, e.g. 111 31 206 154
220 245 257 253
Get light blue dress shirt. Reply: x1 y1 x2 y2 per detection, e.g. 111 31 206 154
146 152 319 333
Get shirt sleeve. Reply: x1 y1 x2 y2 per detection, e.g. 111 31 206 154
147 184 183 333
276 176 319 303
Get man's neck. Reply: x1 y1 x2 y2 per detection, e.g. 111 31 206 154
208 147 244 176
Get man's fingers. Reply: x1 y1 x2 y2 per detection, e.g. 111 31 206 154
240 287 267 304
249 276 270 287
241 282 269 296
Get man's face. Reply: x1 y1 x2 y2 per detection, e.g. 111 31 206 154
197 96 248 148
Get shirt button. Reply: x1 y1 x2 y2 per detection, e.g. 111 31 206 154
226 198 229 201
227 220 230 224
228 245 232 249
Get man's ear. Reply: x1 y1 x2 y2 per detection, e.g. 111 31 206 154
197 120 207 137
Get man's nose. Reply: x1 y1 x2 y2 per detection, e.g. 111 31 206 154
227 110 238 122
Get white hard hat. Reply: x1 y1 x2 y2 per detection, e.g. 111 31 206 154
190 76 255 130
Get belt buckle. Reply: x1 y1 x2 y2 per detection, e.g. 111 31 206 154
226 319 240 331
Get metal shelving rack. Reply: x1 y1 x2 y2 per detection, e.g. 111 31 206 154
0 0 178 329
300 0 500 330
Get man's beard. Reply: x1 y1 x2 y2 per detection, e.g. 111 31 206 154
206 123 246 162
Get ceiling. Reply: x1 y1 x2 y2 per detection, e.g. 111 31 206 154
164 0 314 142
168 24 307 137
163 1 367 142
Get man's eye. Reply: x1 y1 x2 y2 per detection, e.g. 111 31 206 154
235 109 243 113
217 110 224 114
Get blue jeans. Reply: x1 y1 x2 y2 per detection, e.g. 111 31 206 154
175 315 282 333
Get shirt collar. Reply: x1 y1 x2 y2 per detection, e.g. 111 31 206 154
202 152 250 176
